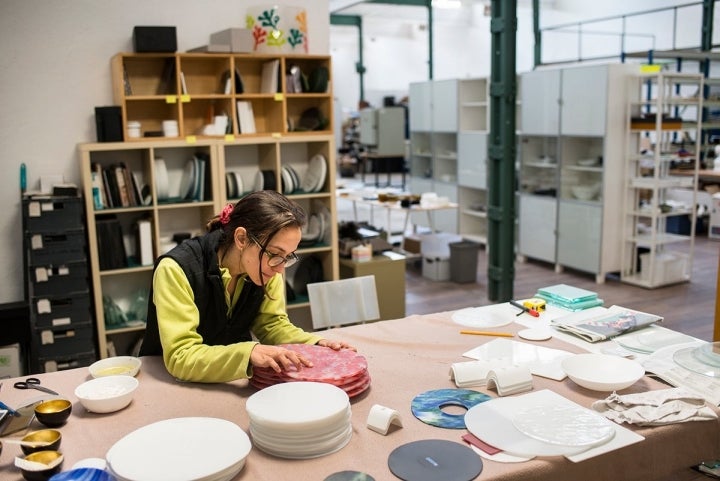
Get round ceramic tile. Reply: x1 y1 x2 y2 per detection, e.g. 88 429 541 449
411 388 491 429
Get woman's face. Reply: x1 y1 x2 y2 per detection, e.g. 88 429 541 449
241 226 302 286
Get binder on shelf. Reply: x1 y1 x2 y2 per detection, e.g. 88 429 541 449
95 216 128 270
136 218 153 266
236 101 256 134
260 59 280 94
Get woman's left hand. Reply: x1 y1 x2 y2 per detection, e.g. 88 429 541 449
317 339 356 352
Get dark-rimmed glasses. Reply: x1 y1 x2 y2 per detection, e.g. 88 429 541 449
248 234 299 268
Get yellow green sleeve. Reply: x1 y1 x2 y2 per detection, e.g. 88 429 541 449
152 258 321 383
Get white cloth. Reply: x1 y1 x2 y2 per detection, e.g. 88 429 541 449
591 387 718 426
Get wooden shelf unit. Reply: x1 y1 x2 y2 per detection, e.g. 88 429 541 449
81 53 337 358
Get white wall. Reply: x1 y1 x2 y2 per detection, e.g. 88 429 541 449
330 1 711 116
0 0 328 304
0 0 709 304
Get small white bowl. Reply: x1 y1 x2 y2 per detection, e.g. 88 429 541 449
75 375 139 413
88 356 142 378
561 353 645 391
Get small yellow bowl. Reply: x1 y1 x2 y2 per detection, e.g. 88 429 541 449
88 356 142 378
21 429 62 455
34 399 72 428
18 450 64 481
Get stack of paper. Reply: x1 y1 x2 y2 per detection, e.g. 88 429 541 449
535 284 603 311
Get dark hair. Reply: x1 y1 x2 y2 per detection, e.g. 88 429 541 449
207 190 307 251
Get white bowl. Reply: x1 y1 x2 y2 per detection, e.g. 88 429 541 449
570 184 599 201
88 356 142 378
75 375 139 413
561 353 645 391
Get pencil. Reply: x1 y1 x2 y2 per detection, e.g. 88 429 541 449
460 330 514 337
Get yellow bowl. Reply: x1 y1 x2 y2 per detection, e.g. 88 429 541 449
21 429 62 455
18 450 64 481
88 356 142 378
34 399 72 428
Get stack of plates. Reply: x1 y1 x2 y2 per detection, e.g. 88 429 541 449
300 154 327 193
250 344 371 398
106 417 251 481
280 165 301 195
225 171 244 199
246 382 353 459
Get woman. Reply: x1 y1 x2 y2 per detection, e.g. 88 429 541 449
140 190 354 382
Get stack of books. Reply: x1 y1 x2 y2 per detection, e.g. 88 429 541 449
534 284 603 311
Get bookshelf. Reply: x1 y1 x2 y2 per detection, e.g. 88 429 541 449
81 53 337 358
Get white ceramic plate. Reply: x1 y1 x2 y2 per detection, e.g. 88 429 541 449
511 404 615 447
246 382 349 429
233 171 243 197
561 353 645 391
301 154 327 193
464 390 604 457
518 328 552 341
252 170 264 192
106 417 250 481
154 158 169 200
281 166 294 194
452 305 513 328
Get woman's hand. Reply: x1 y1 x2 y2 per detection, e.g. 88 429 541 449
250 344 313 373
317 339 357 352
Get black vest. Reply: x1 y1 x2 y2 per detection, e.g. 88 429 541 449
139 230 265 356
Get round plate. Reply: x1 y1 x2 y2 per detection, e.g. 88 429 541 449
673 344 720 378
106 417 250 481
388 440 483 481
511 404 615 447
154 158 169 200
325 471 375 481
233 171 244 197
253 170 264 192
518 328 552 341
226 172 237 198
281 166 294 194
288 166 301 191
411 388 491 429
452 305 513 329
464 396 591 457
301 154 327 193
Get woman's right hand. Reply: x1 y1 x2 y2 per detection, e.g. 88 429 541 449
250 344 314 373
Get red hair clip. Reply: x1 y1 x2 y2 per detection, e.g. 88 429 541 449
220 204 234 225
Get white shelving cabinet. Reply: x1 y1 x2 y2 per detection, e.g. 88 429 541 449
620 71 702 288
517 63 639 283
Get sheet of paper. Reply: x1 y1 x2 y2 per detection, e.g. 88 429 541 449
462 338 573 381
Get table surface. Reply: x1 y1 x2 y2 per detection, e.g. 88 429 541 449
0 309 718 481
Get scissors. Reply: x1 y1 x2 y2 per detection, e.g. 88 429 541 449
13 378 59 395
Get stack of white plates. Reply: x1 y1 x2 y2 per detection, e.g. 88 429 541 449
246 382 353 459
106 417 251 481
250 344 371 398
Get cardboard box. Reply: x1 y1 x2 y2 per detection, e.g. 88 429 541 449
0 344 22 379
402 235 421 254
210 28 253 53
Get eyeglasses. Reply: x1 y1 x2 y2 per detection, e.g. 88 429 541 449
248 234 299 268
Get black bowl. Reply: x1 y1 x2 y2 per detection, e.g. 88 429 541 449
21 429 62 455
34 400 72 428
20 450 63 481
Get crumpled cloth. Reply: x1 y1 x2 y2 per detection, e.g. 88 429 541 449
591 387 718 426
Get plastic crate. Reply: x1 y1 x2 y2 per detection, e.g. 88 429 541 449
32 322 95 359
26 229 87 265
22 196 84 233
28 261 89 297
31 292 91 329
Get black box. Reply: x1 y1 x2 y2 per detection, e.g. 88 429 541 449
95 106 123 142
22 195 84 233
133 26 177 53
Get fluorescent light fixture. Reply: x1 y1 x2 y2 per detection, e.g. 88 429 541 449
432 0 462 9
